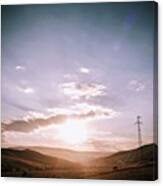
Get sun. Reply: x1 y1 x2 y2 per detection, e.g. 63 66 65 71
57 119 88 145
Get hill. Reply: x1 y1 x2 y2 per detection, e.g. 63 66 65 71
84 143 158 180
1 148 82 178
28 146 110 163
93 143 157 165
1 143 158 180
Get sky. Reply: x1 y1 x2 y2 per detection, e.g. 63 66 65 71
1 2 155 152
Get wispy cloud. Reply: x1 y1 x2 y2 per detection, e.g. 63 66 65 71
23 111 48 121
15 65 26 71
16 86 34 94
47 103 117 120
2 102 117 133
63 74 72 79
79 67 90 74
128 80 145 92
63 74 77 79
60 82 106 100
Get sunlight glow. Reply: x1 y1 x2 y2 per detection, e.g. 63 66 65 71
57 119 88 145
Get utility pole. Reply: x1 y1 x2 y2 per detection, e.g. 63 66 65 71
134 116 143 147
1 129 5 147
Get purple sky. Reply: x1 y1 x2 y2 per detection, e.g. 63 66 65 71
1 2 155 151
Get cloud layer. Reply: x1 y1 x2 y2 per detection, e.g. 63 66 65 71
2 103 117 133
60 82 106 100
16 86 35 94
128 80 145 92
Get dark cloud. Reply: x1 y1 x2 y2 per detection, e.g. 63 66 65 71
2 114 67 133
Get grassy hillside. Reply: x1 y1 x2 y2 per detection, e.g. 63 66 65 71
1 149 82 178
1 143 158 180
93 143 157 166
84 143 158 180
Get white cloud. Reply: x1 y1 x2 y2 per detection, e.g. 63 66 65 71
23 111 47 121
79 67 90 74
128 80 145 92
15 65 26 71
63 74 72 79
47 107 73 115
16 86 34 94
2 102 118 133
60 82 106 100
71 103 118 120
47 102 118 121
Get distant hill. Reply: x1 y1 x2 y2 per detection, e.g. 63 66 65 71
27 146 110 163
1 143 158 180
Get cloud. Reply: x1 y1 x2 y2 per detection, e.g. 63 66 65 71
60 82 106 100
23 111 48 121
2 114 67 133
16 86 34 94
47 102 118 121
63 74 72 79
128 80 145 92
63 74 77 79
71 103 117 120
15 65 26 71
79 67 90 74
4 99 38 113
2 103 117 133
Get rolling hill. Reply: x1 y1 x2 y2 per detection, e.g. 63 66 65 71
1 148 82 178
1 143 158 180
84 143 158 180
28 146 110 163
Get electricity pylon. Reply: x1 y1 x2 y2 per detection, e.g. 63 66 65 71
134 116 143 147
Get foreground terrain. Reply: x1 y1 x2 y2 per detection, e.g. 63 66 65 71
1 143 158 180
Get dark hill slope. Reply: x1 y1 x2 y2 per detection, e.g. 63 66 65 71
85 143 158 180
1 148 82 178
